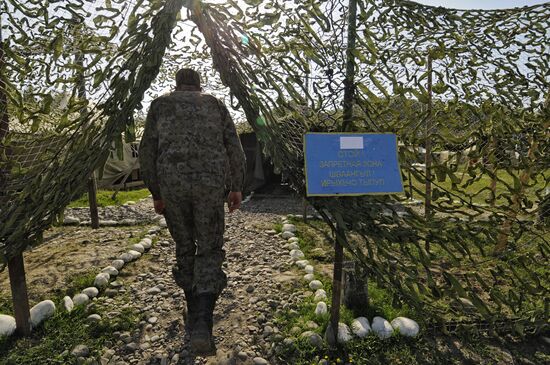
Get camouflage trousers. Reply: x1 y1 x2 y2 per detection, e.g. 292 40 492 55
161 183 227 297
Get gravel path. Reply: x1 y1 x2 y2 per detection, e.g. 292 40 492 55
94 196 314 365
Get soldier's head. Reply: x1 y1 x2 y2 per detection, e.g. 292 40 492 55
176 68 201 91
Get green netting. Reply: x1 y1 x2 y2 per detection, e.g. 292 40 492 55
0 0 186 264
174 0 549 331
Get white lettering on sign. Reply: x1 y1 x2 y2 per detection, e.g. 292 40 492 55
340 136 364 150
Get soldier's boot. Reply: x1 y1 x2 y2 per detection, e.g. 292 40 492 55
183 289 198 333
190 293 217 355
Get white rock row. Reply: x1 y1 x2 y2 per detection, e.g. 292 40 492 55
372 316 393 339
314 289 327 302
281 231 295 239
72 293 90 306
119 252 134 263
62 296 74 312
0 314 16 337
281 224 296 233
391 317 420 337
305 265 314 274
315 302 328 317
140 238 153 250
30 300 56 328
337 323 353 344
82 287 99 298
131 243 145 254
289 249 305 261
94 273 110 288
101 266 119 277
128 250 142 260
304 273 315 282
111 259 125 270
295 260 309 269
351 317 371 338
309 280 323 290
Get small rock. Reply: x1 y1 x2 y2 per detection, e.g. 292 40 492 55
295 260 308 268
73 293 90 306
0 314 16 337
281 231 295 239
372 316 393 339
124 342 138 352
237 351 248 361
87 314 101 323
305 265 314 274
300 331 323 349
159 218 168 228
315 302 328 317
63 296 74 312
391 317 419 337
351 317 371 338
94 273 110 288
71 344 90 357
281 224 296 233
127 250 141 260
119 253 134 263
337 323 352 343
314 289 327 302
101 266 119 277
288 237 299 243
30 300 56 328
111 260 125 270
253 357 268 365
140 238 153 249
64 216 80 225
309 280 323 290
140 342 151 350
146 287 162 295
131 244 145 254
246 285 255 293
282 337 294 346
148 317 158 324
289 249 304 261
285 242 300 250
304 273 315 282
82 287 99 298
105 289 118 298
265 229 277 235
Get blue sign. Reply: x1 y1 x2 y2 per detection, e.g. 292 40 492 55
304 133 404 196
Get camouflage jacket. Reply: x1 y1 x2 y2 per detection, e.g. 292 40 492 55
139 90 246 200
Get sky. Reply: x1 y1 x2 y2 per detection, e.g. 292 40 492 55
414 0 547 9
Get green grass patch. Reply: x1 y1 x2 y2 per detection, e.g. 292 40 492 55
68 188 150 208
0 305 140 365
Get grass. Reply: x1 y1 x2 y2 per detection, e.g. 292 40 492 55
68 188 151 208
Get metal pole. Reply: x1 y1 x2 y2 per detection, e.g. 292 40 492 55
1 16 32 336
424 53 433 252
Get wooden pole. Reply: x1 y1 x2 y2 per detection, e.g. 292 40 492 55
327 0 358 346
424 53 433 252
1 16 32 336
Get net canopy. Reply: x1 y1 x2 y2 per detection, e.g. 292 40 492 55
0 0 186 264
168 0 549 330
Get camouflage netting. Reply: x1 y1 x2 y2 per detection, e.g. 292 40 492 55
173 0 549 331
0 0 187 264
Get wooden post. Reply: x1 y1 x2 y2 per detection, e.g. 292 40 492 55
327 0 358 346
1 20 32 336
424 53 433 252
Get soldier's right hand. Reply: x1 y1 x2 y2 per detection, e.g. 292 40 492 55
153 199 165 215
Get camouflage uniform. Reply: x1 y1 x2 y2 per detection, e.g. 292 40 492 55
139 89 246 297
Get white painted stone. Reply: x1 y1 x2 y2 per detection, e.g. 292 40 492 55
119 252 134 263
284 243 300 250
62 296 74 312
281 231 295 239
111 259 125 270
128 250 141 260
314 289 327 302
315 302 328 317
87 314 101 323
337 323 352 344
351 317 371 338
295 260 309 269
159 218 167 228
372 316 393 339
300 331 323 349
94 273 110 288
282 224 297 233
391 317 420 337
289 249 305 261
305 265 314 274
72 293 90 306
30 300 56 328
288 237 299 243
140 238 153 250
82 287 99 298
304 273 315 282
101 266 119 277
309 280 323 290
64 216 80 225
0 314 16 337
126 200 136 205
131 243 145 254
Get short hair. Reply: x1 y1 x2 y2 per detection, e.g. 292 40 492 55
176 68 201 88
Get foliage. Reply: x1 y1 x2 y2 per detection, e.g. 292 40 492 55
68 188 151 208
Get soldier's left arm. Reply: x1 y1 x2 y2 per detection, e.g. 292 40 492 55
220 102 246 192
139 100 162 201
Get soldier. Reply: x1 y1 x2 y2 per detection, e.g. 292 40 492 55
139 68 246 354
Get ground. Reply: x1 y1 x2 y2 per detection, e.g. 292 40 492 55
0 194 548 365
